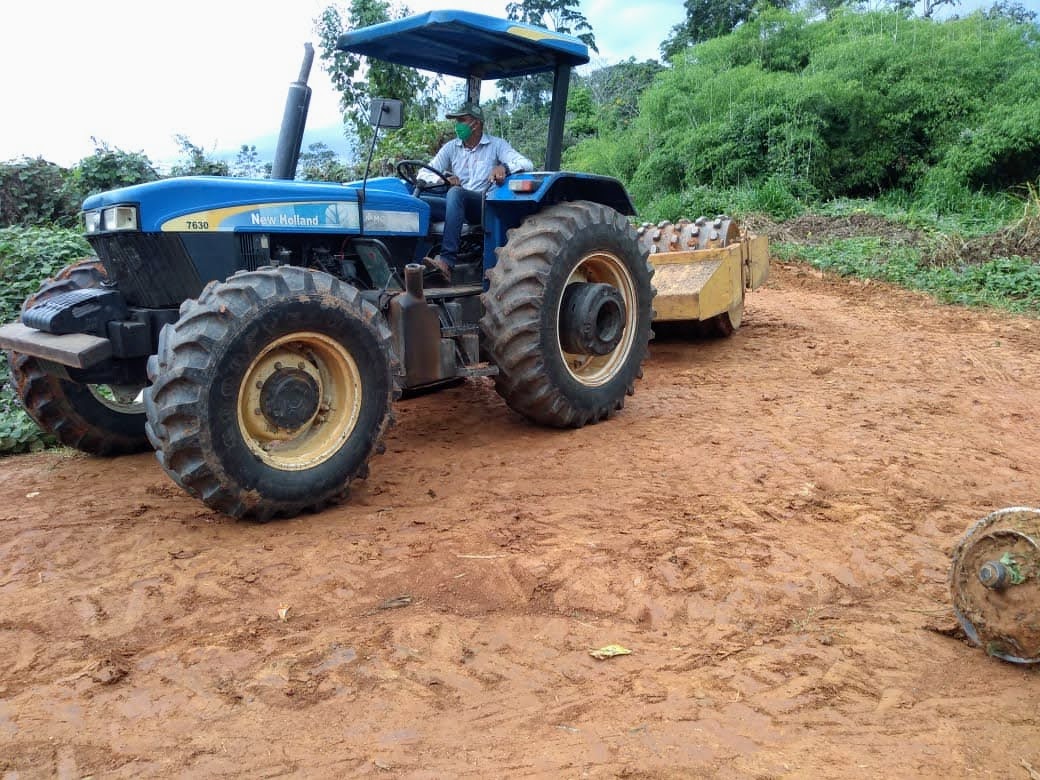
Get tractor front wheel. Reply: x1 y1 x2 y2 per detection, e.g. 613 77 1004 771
7 259 149 455
144 267 397 519
481 201 654 428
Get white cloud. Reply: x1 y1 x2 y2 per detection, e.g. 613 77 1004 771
0 1 679 168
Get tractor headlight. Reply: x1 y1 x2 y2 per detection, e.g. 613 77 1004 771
84 209 102 234
102 205 139 232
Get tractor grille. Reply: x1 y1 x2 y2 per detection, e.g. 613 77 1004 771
88 233 204 308
239 233 270 271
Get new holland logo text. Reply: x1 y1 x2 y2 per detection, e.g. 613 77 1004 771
250 212 320 227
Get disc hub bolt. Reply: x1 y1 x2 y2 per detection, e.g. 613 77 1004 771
978 560 1010 590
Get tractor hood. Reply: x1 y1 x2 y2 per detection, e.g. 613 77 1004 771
82 176 421 234
335 9 589 79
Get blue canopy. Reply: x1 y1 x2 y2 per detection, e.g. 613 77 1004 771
336 9 590 80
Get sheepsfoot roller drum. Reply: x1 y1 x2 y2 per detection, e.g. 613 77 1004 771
639 217 769 336
950 507 1040 664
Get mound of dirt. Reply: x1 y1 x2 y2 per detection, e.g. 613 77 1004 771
744 210 1040 267
927 216 1040 266
741 212 925 247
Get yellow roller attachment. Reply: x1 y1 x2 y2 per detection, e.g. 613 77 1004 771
745 234 770 290
638 216 769 324
650 248 739 322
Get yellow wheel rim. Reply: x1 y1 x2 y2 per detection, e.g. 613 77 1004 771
556 251 638 386
237 332 362 471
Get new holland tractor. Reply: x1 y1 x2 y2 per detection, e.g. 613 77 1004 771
0 11 768 520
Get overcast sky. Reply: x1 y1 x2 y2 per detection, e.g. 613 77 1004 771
0 0 684 168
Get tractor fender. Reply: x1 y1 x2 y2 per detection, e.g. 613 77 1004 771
483 172 636 270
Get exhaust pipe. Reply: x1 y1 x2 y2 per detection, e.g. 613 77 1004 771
271 43 314 180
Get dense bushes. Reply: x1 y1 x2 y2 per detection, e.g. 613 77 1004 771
0 227 93 453
0 158 81 228
565 9 1040 217
1 141 200 228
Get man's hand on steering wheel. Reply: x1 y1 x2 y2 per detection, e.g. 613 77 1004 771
396 160 454 194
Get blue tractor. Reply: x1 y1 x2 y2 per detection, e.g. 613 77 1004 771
0 11 764 519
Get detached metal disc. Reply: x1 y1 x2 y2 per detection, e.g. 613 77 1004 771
950 507 1040 664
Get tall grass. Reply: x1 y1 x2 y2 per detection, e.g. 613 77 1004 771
775 239 1040 314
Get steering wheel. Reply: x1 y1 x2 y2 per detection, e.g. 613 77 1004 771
396 160 453 193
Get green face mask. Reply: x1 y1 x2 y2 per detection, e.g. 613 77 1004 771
455 121 473 143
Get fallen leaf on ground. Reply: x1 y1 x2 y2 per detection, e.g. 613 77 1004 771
277 605 291 622
87 659 128 685
589 644 632 660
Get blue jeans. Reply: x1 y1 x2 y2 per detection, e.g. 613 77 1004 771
425 186 484 267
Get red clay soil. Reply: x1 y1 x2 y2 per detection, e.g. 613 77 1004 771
1 264 1038 778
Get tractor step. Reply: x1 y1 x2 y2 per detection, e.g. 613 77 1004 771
440 323 480 337
424 284 483 300
456 362 498 378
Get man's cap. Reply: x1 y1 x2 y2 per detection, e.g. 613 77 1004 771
446 102 485 121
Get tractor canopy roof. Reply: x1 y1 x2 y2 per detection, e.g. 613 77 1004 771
335 9 589 80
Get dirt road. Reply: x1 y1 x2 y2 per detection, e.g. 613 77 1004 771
1 264 1038 778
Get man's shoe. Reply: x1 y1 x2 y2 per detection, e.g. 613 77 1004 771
423 255 452 281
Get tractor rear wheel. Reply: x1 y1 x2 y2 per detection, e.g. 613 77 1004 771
144 267 397 520
7 259 149 455
481 201 654 428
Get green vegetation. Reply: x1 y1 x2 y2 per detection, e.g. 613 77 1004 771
771 187 1040 313
565 9 1040 219
0 227 92 453
776 238 1040 313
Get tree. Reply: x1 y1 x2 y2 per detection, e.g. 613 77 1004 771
315 0 440 158
0 157 79 227
70 139 159 199
662 0 793 59
886 0 959 17
231 144 264 178
298 142 354 182
984 0 1037 23
505 0 597 51
499 0 598 112
565 8 1040 214
169 135 229 177
582 58 665 133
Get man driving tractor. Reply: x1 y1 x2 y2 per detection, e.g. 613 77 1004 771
419 102 534 280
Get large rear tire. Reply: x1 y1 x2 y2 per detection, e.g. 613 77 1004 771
144 267 397 520
6 259 149 455
480 201 654 428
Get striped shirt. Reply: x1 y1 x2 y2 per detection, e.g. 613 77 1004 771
422 133 534 192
